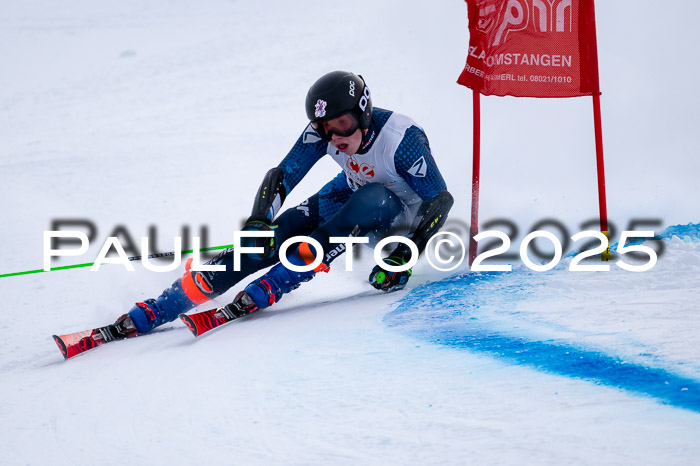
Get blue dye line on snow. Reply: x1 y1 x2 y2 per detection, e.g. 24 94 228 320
658 222 700 241
385 224 700 412
436 324 700 413
569 221 700 257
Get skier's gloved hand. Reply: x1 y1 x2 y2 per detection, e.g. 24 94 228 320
368 256 412 292
241 216 277 260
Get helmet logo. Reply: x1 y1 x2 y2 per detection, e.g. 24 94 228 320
349 80 355 97
314 99 327 118
358 85 371 112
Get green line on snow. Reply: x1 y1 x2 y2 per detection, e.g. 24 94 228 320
0 245 233 279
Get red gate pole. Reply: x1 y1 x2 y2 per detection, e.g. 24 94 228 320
588 0 609 260
469 89 481 266
592 93 610 260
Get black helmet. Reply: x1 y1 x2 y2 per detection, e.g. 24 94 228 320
305 71 373 131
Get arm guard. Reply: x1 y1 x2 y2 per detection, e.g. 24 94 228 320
391 190 454 262
249 167 287 223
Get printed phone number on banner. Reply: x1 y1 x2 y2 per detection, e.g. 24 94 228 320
529 75 573 83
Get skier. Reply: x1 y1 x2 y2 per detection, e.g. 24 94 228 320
108 70 454 339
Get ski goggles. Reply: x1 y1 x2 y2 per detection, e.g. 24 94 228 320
311 112 360 140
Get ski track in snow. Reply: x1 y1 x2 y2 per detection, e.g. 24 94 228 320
2 0 700 464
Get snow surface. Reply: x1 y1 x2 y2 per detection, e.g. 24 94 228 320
2 1 700 465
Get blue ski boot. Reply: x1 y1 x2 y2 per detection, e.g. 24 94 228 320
244 243 328 310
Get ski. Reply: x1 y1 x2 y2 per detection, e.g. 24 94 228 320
180 291 258 338
53 314 138 360
54 296 254 358
53 326 121 360
179 305 239 337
